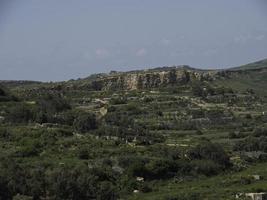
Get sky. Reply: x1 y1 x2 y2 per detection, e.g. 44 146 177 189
0 0 267 81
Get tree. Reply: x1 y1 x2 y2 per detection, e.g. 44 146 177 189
49 166 118 200
0 86 6 96
188 142 231 169
91 80 103 91
6 104 33 123
36 93 71 114
181 70 190 84
35 93 71 123
73 112 97 133
169 69 177 85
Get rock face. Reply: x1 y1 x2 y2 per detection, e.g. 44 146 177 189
91 68 213 91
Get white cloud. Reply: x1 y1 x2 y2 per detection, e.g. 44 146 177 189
160 38 171 46
202 49 218 56
95 48 110 58
234 35 251 43
255 35 265 41
136 48 147 57
234 34 266 43
170 50 194 57
82 51 92 60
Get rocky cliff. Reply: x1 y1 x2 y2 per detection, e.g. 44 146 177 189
90 67 214 91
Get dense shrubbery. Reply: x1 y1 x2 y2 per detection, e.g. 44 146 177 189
3 93 73 125
165 192 200 200
0 85 17 102
6 104 34 123
253 127 267 137
118 142 231 181
234 136 267 152
0 159 118 200
192 82 233 98
49 166 118 200
37 93 71 113
73 112 97 133
188 142 231 169
110 96 127 105
0 86 6 96
35 94 71 123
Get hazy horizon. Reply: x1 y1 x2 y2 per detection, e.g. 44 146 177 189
0 0 267 81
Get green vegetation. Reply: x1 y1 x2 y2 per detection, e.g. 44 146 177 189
0 59 267 199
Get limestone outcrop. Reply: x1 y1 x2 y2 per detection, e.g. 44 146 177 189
90 67 213 91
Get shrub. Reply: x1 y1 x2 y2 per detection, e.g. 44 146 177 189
73 112 97 133
253 127 267 137
49 166 118 200
77 147 90 160
125 103 143 115
0 85 17 102
191 160 221 176
6 104 34 123
36 93 71 114
110 96 127 105
188 142 231 169
233 136 267 152
165 192 200 200
17 139 42 157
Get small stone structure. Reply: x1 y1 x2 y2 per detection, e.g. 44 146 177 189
136 177 144 182
245 193 267 200
252 175 261 180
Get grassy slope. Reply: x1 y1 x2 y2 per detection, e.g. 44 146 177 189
215 59 267 95
1 59 267 199
228 59 267 71
129 163 267 200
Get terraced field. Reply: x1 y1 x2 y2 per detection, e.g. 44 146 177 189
0 59 267 199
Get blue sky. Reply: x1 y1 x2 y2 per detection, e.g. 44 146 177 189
0 0 267 81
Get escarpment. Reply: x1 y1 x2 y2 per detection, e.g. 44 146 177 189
90 68 214 91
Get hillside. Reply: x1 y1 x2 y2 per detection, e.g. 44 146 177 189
228 58 267 71
67 58 267 93
215 59 267 95
0 59 267 200
3 59 267 93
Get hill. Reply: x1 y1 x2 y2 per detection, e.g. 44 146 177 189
0 59 267 200
3 58 266 94
227 58 267 71
66 58 267 93
215 58 267 95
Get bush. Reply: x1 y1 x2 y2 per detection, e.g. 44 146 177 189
77 147 90 160
49 166 118 200
0 86 6 96
6 104 34 123
253 127 267 137
234 136 267 152
165 192 200 200
17 138 42 157
73 112 97 133
144 159 178 179
0 85 17 102
125 103 143 115
110 96 127 105
191 160 221 176
188 142 231 169
36 93 71 114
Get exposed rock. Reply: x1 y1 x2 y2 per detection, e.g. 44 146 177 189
245 193 267 200
91 68 213 91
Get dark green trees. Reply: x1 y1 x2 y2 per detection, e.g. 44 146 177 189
73 112 97 133
35 93 71 123
188 142 231 169
6 104 33 123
